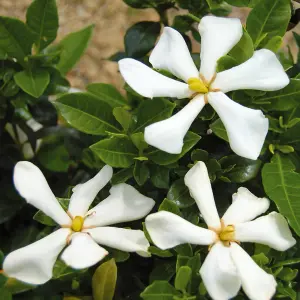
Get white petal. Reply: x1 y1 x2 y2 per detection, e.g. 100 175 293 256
235 212 296 251
199 16 243 82
61 233 108 269
83 183 155 227
212 49 289 93
85 227 150 257
149 27 199 82
230 243 277 300
13 162 71 226
3 228 70 285
184 161 221 230
208 92 268 160
68 165 113 217
145 211 216 250
118 58 192 99
144 94 205 154
222 187 270 226
200 242 241 300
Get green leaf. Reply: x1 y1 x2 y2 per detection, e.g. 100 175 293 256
174 244 193 257
14 69 50 98
132 98 175 133
26 0 58 51
217 55 238 72
227 28 254 64
33 210 56 226
277 285 296 300
246 0 291 48
90 137 138 168
111 167 133 185
55 93 121 135
53 260 81 279
172 15 194 33
262 153 300 236
131 132 148 152
272 258 300 268
254 79 300 111
87 83 127 108
53 24 94 74
252 253 269 267
141 281 181 300
175 266 192 292
220 155 262 183
113 107 132 132
147 132 201 165
264 36 283 52
134 161 149 186
125 22 161 58
0 288 12 300
225 0 250 7
191 149 209 162
150 261 176 283
277 267 298 281
92 259 117 300
0 17 35 64
150 165 170 189
4 278 34 294
167 179 195 208
159 198 181 216
148 246 173 258
209 118 228 142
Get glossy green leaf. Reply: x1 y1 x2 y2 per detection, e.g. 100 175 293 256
90 137 138 168
277 267 298 281
125 22 161 58
149 165 169 189
254 79 300 111
111 167 133 185
14 69 50 98
141 281 181 300
262 153 300 236
174 244 193 257
209 118 228 142
87 83 127 108
33 210 56 226
53 24 94 74
92 259 117 300
26 0 58 51
132 98 175 133
55 93 121 135
147 132 201 165
167 179 195 208
131 132 148 152
134 161 149 186
0 17 35 64
246 0 291 48
217 55 238 72
159 198 181 216
113 107 132 132
148 246 173 258
225 0 250 6
175 266 192 292
264 36 283 53
220 155 262 183
150 261 176 283
272 258 300 268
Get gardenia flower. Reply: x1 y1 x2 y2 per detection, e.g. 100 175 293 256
3 162 155 285
145 162 296 300
119 16 289 160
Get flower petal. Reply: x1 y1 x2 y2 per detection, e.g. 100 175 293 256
3 228 70 285
199 16 243 82
222 187 270 226
200 242 241 300
118 58 192 99
235 212 296 251
230 243 277 300
13 162 71 226
85 227 150 257
144 94 205 154
145 211 216 250
208 92 268 160
84 183 155 227
149 27 199 82
212 49 289 93
68 165 113 217
61 233 108 269
184 161 221 230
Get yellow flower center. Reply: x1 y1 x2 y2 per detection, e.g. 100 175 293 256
71 216 84 232
219 225 235 246
187 77 208 93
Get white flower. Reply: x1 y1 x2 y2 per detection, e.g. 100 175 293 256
119 16 289 160
145 162 296 300
3 162 155 285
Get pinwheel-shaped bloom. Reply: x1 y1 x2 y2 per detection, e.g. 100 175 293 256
3 162 155 285
119 16 289 160
145 162 296 300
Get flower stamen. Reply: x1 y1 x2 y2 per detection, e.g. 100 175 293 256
187 77 208 94
71 216 84 232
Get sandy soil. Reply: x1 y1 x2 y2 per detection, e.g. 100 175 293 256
0 0 299 90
